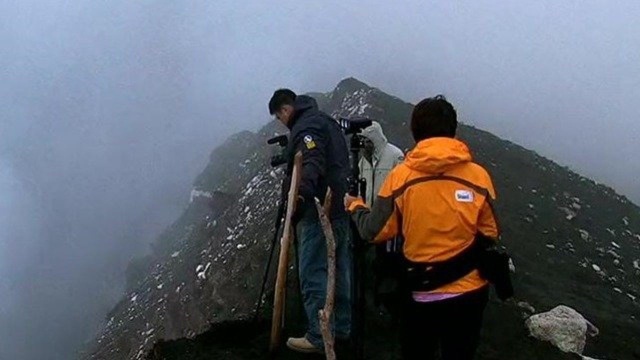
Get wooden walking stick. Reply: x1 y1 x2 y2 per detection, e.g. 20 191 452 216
315 189 336 360
270 152 302 352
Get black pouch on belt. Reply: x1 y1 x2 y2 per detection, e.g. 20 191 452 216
402 234 514 300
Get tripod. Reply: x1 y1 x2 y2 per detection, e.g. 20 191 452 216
349 133 367 360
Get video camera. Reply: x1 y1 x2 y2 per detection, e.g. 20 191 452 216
267 134 288 168
338 117 372 135
337 117 375 196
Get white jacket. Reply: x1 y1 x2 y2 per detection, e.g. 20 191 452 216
358 121 404 205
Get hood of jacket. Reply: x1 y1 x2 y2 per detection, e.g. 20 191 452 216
404 137 472 174
360 121 388 160
287 95 318 129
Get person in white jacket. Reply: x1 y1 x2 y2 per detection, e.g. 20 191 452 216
359 121 405 205
359 121 405 319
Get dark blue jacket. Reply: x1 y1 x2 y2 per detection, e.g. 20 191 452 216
285 95 350 220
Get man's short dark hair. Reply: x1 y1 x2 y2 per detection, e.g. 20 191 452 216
269 89 297 115
410 95 458 142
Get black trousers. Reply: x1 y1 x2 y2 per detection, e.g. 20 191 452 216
400 286 489 360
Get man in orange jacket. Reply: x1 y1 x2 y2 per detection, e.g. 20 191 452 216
345 95 499 360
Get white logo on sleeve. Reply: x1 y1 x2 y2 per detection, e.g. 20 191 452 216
303 135 316 149
455 190 474 203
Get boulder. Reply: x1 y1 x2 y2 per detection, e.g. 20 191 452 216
525 305 599 354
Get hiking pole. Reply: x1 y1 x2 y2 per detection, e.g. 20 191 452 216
270 152 303 352
316 189 337 360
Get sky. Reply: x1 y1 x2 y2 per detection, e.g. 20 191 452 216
1 1 639 359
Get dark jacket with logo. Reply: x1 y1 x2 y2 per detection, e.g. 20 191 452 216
285 95 350 220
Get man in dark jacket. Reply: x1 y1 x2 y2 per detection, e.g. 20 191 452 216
269 89 352 354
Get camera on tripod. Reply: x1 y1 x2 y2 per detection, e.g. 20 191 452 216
338 117 374 196
267 134 288 167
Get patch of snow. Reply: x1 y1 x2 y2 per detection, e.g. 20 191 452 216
546 244 556 250
579 229 590 241
592 264 601 272
196 264 204 273
560 242 574 254
356 103 370 116
190 189 213 203
171 251 180 258
237 244 247 250
611 241 621 249
248 175 261 187
130 294 138 302
623 217 629 226
197 262 212 280
518 301 536 314
607 250 620 259
614 288 622 293
633 259 640 270
156 284 163 290
560 207 577 220
606 228 616 237
627 293 637 302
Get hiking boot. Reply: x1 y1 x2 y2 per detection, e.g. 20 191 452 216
286 336 324 354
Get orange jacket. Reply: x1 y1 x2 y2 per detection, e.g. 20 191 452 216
349 137 499 294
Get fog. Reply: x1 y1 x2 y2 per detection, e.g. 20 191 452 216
1 1 638 359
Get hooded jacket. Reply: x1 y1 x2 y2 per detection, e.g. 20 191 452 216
358 121 405 205
284 95 350 220
348 137 499 294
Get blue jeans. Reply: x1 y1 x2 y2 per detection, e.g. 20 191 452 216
296 216 352 348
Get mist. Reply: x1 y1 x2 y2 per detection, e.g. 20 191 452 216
1 1 638 359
